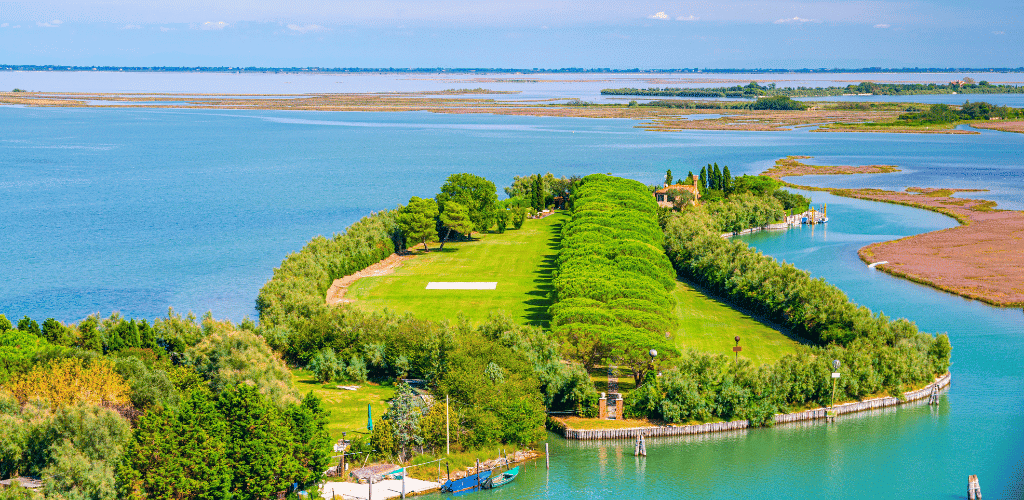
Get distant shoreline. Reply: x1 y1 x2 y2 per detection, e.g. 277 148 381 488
3 65 1024 74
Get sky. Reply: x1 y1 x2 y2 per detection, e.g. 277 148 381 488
0 0 1020 68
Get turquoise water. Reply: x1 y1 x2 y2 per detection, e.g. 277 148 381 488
3 105 1024 497
426 192 1024 499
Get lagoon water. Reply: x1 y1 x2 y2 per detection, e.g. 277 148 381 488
2 102 1024 497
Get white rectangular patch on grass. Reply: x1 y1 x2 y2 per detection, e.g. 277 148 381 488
425 282 498 290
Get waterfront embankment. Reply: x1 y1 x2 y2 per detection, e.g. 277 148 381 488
554 372 950 440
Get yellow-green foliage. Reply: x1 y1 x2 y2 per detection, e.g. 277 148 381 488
3 358 130 410
185 328 298 405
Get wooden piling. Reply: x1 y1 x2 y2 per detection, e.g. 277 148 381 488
545 443 550 469
968 475 981 500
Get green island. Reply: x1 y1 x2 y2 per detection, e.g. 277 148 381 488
0 169 950 499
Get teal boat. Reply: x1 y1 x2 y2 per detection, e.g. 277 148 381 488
480 466 519 489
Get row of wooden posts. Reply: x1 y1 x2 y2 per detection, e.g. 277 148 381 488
561 372 951 441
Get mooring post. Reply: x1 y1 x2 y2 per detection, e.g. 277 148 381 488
968 474 982 500
545 443 550 469
368 475 373 500
401 469 406 499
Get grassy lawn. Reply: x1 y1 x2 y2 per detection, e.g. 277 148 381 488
347 213 563 327
291 369 395 442
671 280 804 365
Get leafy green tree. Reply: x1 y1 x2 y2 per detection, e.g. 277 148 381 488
218 384 303 500
398 196 439 251
495 210 509 233
722 165 732 194
139 320 156 349
117 389 232 500
731 175 781 196
699 166 707 192
369 417 396 460
16 317 40 337
78 317 103 352
664 169 673 186
286 392 331 487
384 383 424 462
438 201 473 250
436 173 498 232
531 174 545 211
0 315 11 333
712 163 722 191
124 319 141 349
308 347 343 383
185 328 297 405
512 207 527 229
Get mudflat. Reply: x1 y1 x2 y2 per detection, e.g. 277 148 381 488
766 156 1024 307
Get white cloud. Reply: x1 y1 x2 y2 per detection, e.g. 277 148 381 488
649 11 669 20
159 26 173 32
200 21 228 30
0 23 8 28
873 23 890 28
993 31 1005 35
287 23 327 33
121 24 142 29
676 15 699 21
36 19 62 28
774 16 816 24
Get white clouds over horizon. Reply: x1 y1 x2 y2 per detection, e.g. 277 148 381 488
200 21 229 30
36 19 62 27
874 23 890 28
287 23 327 33
676 15 699 21
649 12 669 20
775 17 816 24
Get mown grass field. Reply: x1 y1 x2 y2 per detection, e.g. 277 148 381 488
670 280 803 365
291 369 395 441
346 213 563 326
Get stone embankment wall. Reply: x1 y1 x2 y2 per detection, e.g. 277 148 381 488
560 372 951 440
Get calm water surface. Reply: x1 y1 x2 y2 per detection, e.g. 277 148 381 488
3 105 1023 497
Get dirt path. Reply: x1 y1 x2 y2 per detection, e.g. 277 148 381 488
325 253 411 306
765 156 1024 307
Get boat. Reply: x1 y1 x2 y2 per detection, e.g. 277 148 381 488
480 466 519 489
441 469 492 494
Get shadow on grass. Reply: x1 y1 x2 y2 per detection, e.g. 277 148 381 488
524 218 562 327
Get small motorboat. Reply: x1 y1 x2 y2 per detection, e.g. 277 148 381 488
480 466 519 490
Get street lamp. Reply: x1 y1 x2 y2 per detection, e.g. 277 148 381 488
648 349 658 381
733 336 742 362
829 360 841 421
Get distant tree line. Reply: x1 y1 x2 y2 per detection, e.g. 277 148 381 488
603 80 1024 98
897 102 1024 124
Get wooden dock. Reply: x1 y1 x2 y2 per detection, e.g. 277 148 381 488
560 372 950 440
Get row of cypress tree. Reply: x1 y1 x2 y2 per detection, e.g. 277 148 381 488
549 174 677 385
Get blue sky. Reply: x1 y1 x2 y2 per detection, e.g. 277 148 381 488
0 0 1020 67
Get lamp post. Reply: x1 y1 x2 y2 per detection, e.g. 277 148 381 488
648 349 657 381
829 359 841 421
733 336 742 362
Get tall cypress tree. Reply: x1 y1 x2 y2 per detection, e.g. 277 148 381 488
665 169 673 186
699 166 707 192
712 163 722 191
722 165 732 194
531 174 544 211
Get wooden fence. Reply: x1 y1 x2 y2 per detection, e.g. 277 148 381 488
560 372 951 440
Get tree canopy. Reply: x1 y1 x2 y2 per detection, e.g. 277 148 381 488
436 173 498 232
